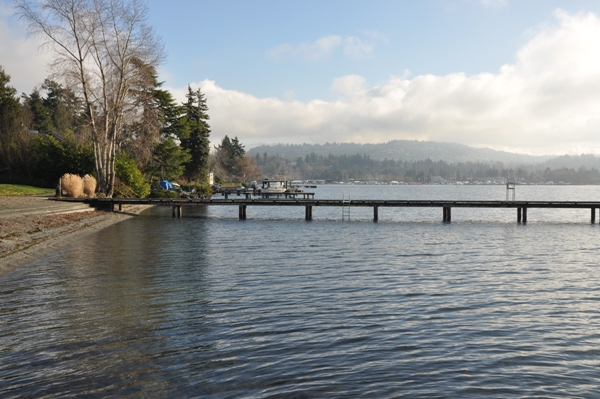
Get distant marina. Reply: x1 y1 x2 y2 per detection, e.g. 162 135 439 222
279 178 573 186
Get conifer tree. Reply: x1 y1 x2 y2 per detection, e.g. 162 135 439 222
0 66 27 178
41 80 82 135
24 89 54 133
180 86 211 182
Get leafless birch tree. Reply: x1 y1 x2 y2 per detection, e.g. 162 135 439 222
15 0 164 196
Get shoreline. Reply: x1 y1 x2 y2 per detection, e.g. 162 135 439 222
0 199 152 277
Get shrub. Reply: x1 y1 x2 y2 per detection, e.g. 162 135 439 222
148 189 179 199
39 135 95 184
82 174 96 197
115 151 150 198
61 173 83 197
179 182 214 198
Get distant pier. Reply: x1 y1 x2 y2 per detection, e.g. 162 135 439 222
51 197 600 224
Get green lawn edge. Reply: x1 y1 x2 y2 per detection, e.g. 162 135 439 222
0 184 55 197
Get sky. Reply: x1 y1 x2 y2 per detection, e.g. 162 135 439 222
3 0 600 155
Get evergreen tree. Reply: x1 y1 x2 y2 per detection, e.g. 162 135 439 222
155 87 184 140
41 79 82 134
231 136 245 157
0 66 27 178
213 135 235 179
213 135 258 182
23 89 54 133
180 85 210 182
122 63 166 169
147 137 191 181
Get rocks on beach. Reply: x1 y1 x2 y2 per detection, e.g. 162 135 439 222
0 197 150 276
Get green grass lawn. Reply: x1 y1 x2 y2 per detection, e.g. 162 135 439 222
0 184 55 197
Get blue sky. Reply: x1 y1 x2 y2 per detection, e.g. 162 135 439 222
3 0 600 154
147 0 600 101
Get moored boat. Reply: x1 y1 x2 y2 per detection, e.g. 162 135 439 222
258 179 303 194
260 179 287 193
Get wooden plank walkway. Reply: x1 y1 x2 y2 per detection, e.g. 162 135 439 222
50 197 600 223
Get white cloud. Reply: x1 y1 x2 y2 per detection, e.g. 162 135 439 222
331 75 366 97
268 33 384 62
342 36 374 59
0 5 52 94
182 10 600 155
267 35 342 61
362 30 390 45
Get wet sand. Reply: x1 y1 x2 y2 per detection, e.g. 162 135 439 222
0 197 151 277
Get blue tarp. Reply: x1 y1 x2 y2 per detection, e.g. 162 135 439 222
159 180 174 190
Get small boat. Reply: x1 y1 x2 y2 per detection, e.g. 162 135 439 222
259 179 287 193
257 179 304 194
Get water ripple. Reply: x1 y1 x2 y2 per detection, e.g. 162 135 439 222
2 187 600 397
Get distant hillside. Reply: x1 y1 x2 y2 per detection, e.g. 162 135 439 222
536 154 600 170
248 140 552 165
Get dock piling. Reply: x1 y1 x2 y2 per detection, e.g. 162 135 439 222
374 206 379 222
443 207 451 222
305 206 313 221
172 205 182 218
592 208 596 224
522 207 527 223
239 205 247 220
517 207 522 223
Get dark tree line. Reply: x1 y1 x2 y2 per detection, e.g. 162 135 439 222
12 0 213 196
255 151 600 184
0 64 212 194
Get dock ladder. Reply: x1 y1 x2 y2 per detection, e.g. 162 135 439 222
342 194 351 221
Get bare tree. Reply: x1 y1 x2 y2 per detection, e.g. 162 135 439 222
15 0 164 196
234 155 261 183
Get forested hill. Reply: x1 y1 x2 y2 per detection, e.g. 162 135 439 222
248 140 551 164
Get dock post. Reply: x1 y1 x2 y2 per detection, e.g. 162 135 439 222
177 205 182 218
172 205 176 218
522 207 527 223
305 206 313 221
443 207 451 222
517 207 522 223
592 208 596 224
239 205 247 220
374 206 379 222
118 203 122 211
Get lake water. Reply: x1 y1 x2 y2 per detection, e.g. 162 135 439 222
2 185 600 398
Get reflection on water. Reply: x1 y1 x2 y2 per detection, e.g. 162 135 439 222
2 186 600 397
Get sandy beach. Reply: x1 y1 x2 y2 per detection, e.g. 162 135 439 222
0 197 151 277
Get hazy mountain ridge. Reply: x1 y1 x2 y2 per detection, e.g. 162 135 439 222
248 140 553 165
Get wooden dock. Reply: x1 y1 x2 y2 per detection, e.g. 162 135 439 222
51 197 600 223
213 189 315 200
